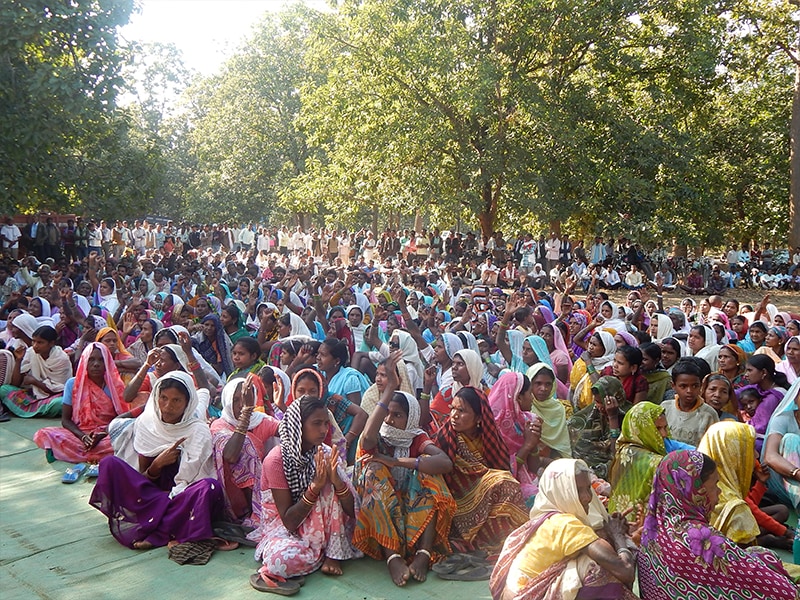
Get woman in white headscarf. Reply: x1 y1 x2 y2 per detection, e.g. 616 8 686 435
570 330 617 410
490 459 638 600
211 376 279 529
353 358 455 587
89 371 224 549
687 324 720 372
648 313 676 345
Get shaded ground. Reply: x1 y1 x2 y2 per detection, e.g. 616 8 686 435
0 417 489 600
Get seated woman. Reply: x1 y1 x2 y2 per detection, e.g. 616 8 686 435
89 371 223 550
96 326 142 384
353 353 455 587
1 325 72 418
316 338 369 463
525 363 573 462
124 317 162 363
702 374 738 422
637 450 799 600
608 401 671 522
221 303 250 345
211 376 279 530
193 314 234 377
697 421 793 550
687 324 720 373
228 336 266 381
568 376 632 481
33 342 127 465
602 345 649 405
252 396 360 594
490 459 638 600
640 342 673 405
777 335 800 385
570 330 617 410
489 371 542 504
360 355 414 415
717 343 747 390
434 386 529 555
427 348 484 432
763 380 800 510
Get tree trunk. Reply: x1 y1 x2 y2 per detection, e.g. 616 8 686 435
790 59 800 248
372 204 379 234
414 209 423 233
477 180 499 240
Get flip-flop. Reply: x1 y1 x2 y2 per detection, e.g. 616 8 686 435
62 463 87 484
86 464 100 478
212 537 239 551
436 564 492 581
212 522 257 547
249 573 300 595
431 552 488 574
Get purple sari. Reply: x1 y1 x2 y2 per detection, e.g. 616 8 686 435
89 456 223 548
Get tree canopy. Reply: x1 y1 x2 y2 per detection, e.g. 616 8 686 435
4 0 797 247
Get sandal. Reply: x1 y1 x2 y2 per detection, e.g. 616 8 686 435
212 521 257 547
62 463 87 484
212 537 239 551
431 552 488 574
86 463 100 478
436 564 492 581
249 573 300 596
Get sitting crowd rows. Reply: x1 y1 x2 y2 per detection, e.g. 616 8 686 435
1 243 799 598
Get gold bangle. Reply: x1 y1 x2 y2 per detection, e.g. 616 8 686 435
334 486 349 497
301 493 316 507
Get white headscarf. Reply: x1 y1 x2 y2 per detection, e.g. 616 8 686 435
133 371 214 497
530 459 608 531
652 313 675 344
599 300 627 333
288 311 311 338
393 330 424 384
220 378 267 430
572 331 616 406
379 391 425 482
689 324 720 372
452 348 484 394
12 312 39 339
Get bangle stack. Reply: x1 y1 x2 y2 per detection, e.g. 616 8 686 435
791 468 800 480
335 486 350 497
419 392 431 401
302 487 319 506
188 361 201 372
608 428 621 439
498 322 509 330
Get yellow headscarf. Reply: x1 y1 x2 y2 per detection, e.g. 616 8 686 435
696 421 760 544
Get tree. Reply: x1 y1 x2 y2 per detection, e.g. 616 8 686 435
0 0 136 215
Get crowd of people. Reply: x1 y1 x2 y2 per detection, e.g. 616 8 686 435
1 214 799 598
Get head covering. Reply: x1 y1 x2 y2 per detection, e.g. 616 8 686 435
440 332 464 360
392 330 424 382
133 371 214 496
526 363 573 458
434 386 511 472
768 326 790 347
72 342 127 429
452 348 484 394
638 449 800 600
608 401 668 518
287 311 311 338
616 331 639 348
198 313 233 375
488 371 528 459
530 458 608 529
524 335 553 369
278 398 319 503
721 343 746 372
11 312 39 339
591 375 626 405
220 378 268 430
696 422 760 544
95 327 132 357
290 367 326 403
456 330 480 354
689 325 720 372
331 317 355 357
379 391 426 482
652 313 676 344
548 323 573 371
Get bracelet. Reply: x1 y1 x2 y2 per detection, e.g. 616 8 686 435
301 493 316 507
656 294 663 299
586 365 596 375
419 392 431 401
515 454 526 465
617 547 634 559
415 456 421 471
144 467 159 480
306 486 319 500
608 428 621 438
334 486 350 497
377 402 390 411
187 361 201 371
498 322 509 329
791 468 800 480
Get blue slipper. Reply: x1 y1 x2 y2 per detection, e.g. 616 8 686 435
62 463 87 484
86 464 100 478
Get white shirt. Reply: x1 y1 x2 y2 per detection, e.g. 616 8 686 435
1 224 21 248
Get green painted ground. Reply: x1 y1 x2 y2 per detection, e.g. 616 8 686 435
0 417 490 600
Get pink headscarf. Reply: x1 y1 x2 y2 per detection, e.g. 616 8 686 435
72 342 127 431
487 371 531 461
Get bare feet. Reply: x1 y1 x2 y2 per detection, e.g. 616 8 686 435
387 554 410 587
408 549 431 582
133 540 153 550
321 557 342 576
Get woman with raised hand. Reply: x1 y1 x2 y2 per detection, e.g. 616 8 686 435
251 396 360 595
353 351 455 587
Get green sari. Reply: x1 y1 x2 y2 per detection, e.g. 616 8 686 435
607 401 667 522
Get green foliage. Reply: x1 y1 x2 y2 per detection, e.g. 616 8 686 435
0 0 142 216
